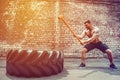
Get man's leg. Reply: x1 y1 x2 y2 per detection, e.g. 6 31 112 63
80 43 95 67
96 42 117 69
105 49 117 69
97 42 117 69
105 49 113 64
80 48 88 67
81 48 88 64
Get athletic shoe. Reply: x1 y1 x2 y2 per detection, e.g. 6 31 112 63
79 63 86 67
110 63 117 69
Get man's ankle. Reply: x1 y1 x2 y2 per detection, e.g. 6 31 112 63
81 61 85 63
110 62 114 65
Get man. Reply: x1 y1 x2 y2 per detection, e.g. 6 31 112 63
75 20 117 69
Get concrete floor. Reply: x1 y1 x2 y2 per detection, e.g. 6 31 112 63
0 58 120 80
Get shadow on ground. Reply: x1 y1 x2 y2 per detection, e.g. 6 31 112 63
79 66 120 78
0 58 120 80
6 68 69 80
65 58 120 78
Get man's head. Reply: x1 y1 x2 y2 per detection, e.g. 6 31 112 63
84 20 92 30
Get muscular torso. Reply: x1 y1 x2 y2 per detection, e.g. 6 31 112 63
85 27 101 43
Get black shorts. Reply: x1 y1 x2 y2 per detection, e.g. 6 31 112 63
84 41 109 53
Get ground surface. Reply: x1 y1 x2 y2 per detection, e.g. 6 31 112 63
0 58 120 80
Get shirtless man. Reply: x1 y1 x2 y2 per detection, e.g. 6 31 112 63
75 20 117 69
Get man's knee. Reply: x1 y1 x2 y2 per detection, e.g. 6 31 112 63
105 49 112 55
81 48 88 54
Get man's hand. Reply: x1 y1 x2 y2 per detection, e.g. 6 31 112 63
73 34 81 39
73 34 85 45
80 40 88 45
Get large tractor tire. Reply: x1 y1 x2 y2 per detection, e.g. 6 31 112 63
6 50 64 77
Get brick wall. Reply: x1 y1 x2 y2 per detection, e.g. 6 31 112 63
59 1 120 58
0 0 120 58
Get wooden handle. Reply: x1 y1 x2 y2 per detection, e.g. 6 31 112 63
58 15 83 45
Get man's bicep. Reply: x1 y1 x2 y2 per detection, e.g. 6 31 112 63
78 30 86 39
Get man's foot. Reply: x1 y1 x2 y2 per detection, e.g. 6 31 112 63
79 63 86 67
110 63 117 69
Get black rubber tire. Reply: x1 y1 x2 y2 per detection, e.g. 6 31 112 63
6 50 64 77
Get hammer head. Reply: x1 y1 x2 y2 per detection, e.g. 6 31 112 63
58 15 63 19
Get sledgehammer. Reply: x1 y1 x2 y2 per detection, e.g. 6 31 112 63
58 15 83 45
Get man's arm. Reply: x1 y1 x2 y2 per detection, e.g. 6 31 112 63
83 28 99 44
73 30 86 39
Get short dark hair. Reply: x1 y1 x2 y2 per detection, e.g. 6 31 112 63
84 20 91 24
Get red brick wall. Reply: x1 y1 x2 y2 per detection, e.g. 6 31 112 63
58 1 120 58
0 0 120 58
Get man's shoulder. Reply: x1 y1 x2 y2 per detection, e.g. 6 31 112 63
94 27 99 33
83 29 88 33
